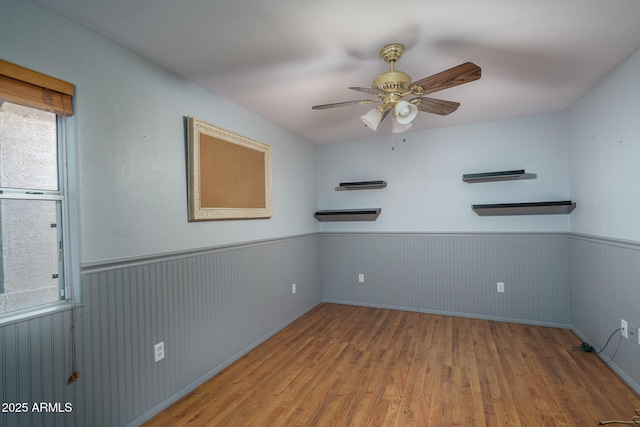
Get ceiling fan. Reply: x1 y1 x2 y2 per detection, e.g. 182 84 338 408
312 43 481 133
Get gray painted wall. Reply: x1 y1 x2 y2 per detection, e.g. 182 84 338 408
322 233 570 326
0 307 74 427
0 235 322 427
570 234 640 392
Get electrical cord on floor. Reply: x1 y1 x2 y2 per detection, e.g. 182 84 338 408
597 408 640 425
572 328 638 425
573 327 623 355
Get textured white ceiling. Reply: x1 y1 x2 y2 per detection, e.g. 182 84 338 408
34 0 640 143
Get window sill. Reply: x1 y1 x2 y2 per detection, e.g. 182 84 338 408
0 301 80 327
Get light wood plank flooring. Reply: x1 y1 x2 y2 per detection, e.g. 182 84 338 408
145 303 640 426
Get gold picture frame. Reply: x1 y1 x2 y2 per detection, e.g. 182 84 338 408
186 117 272 221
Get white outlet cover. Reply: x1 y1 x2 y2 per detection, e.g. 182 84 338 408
154 342 165 362
292 283 296 294
358 274 364 283
497 282 505 293
621 319 628 339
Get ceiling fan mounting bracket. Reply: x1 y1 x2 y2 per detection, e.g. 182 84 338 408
379 44 405 64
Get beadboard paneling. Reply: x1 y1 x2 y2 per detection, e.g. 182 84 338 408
0 234 322 427
322 233 571 326
570 234 640 391
0 309 76 427
6 232 640 426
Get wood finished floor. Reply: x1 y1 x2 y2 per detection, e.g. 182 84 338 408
145 303 640 426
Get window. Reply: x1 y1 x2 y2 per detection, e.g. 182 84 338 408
0 60 75 317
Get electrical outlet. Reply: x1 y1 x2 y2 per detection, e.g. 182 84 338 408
621 319 628 339
497 282 505 293
629 323 637 341
358 274 364 283
637 327 640 345
292 283 296 294
154 341 165 362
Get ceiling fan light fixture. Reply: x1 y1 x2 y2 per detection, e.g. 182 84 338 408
392 118 412 134
394 100 418 125
361 108 383 131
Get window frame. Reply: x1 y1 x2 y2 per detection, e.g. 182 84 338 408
0 107 68 317
0 60 79 324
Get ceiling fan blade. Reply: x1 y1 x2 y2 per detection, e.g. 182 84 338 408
410 62 481 95
349 86 384 95
312 99 378 110
412 97 460 115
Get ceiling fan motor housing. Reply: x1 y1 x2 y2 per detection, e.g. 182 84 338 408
372 70 412 94
373 44 413 109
